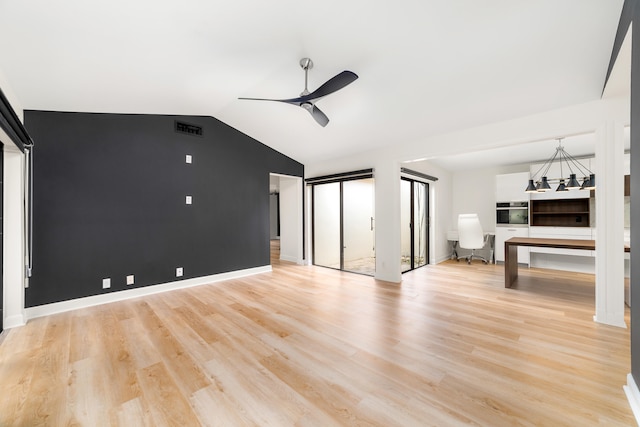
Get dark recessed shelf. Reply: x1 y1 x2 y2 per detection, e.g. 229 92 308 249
531 198 590 227
532 211 590 215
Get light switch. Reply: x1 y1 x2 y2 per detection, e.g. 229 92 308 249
186 155 192 164
186 195 192 205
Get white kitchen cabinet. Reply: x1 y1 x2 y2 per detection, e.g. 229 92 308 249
495 226 529 264
496 172 530 202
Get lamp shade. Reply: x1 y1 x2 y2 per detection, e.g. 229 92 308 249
556 179 568 192
580 176 590 189
584 173 596 190
567 173 581 189
525 179 537 193
539 176 551 191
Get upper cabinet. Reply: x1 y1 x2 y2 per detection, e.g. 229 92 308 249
496 172 530 202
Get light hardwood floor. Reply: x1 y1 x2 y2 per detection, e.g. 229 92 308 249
0 242 634 426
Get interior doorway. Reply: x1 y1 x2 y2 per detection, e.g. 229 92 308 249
269 173 303 265
401 177 429 273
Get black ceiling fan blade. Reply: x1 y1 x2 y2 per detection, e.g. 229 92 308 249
273 70 359 105
303 70 358 101
308 104 329 127
238 96 290 102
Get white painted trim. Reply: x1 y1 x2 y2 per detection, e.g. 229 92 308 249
435 254 452 264
3 144 26 330
24 265 271 321
3 314 26 329
279 254 301 264
624 373 640 426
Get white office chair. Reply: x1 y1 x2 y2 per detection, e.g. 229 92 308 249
457 214 488 264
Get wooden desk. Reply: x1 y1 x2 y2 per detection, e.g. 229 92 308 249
504 237 630 288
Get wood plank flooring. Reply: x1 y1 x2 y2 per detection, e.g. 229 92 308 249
0 242 634 426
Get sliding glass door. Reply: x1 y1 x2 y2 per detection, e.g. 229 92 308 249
313 182 341 269
343 178 375 275
312 176 375 276
401 177 429 272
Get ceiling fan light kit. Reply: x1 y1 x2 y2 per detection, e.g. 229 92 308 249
239 58 358 127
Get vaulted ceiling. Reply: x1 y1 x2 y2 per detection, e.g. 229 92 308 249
0 1 625 165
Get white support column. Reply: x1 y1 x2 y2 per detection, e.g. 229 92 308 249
594 121 626 327
374 160 402 283
3 143 26 328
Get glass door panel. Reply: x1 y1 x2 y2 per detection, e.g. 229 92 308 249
313 182 341 269
413 182 428 268
401 177 429 272
343 178 375 275
401 179 412 272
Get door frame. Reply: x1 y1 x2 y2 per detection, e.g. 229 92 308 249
401 176 430 273
307 170 375 275
270 173 304 265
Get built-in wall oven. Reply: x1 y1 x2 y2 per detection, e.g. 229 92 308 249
496 201 529 225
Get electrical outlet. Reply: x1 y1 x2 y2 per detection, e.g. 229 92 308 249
102 278 111 289
126 275 134 285
186 154 192 164
176 267 183 277
186 195 192 205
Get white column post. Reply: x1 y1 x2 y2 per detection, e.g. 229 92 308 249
3 143 26 328
594 121 626 327
374 160 402 283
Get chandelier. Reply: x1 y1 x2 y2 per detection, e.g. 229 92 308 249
525 138 595 193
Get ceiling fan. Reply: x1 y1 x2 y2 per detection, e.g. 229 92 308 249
239 58 358 127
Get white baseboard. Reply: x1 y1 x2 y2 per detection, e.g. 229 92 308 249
280 254 301 263
435 254 453 264
3 313 26 329
593 313 628 328
624 373 640 426
24 265 272 321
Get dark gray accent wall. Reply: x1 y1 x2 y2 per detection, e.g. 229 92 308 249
24 111 303 307
629 0 640 382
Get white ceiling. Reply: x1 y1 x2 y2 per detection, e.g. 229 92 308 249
0 1 626 165
420 128 631 172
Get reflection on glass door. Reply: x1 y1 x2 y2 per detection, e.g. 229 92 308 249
343 178 375 275
401 177 429 272
312 177 375 276
313 182 341 269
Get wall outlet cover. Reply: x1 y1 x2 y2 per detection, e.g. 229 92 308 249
186 195 192 205
176 267 184 277
126 275 134 285
186 155 192 164
102 278 111 289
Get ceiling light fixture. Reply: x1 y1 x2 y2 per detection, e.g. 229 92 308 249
525 138 595 193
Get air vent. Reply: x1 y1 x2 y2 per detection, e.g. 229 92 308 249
175 121 203 137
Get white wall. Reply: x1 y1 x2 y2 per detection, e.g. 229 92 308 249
452 164 530 233
305 96 630 283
